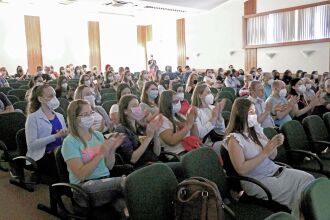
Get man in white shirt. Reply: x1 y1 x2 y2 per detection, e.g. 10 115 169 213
248 81 275 128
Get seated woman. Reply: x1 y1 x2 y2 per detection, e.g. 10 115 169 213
109 83 132 127
61 99 127 215
172 83 190 116
103 71 118 89
115 94 163 168
78 73 102 105
185 72 198 94
137 70 149 92
25 75 44 101
25 84 67 181
191 84 225 144
74 85 112 133
224 98 314 214
140 81 159 122
155 90 196 158
55 75 68 98
288 78 322 121
121 71 136 89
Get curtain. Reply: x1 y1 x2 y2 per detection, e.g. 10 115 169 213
88 21 101 71
176 18 186 67
137 25 152 70
24 15 43 75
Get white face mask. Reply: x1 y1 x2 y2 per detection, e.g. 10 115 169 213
80 116 94 129
177 92 184 101
108 76 114 81
172 101 181 114
47 97 60 110
62 83 68 89
35 82 43 86
84 95 96 107
279 89 287 98
267 79 274 86
297 85 306 94
248 114 258 128
204 94 214 105
84 80 91 86
126 76 132 81
305 84 312 89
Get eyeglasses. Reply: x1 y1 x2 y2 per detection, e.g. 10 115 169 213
78 111 95 117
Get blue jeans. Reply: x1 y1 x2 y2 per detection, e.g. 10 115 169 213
74 176 124 208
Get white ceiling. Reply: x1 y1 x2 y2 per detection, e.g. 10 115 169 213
0 0 231 17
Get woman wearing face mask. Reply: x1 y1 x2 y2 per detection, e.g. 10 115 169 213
55 75 68 98
158 74 172 95
61 100 128 217
303 78 316 102
25 75 44 101
172 83 190 116
225 98 314 216
122 71 135 89
310 71 319 90
154 90 196 158
185 72 198 94
73 66 82 80
115 94 163 168
191 84 225 144
79 73 102 105
74 85 112 133
25 84 68 182
140 81 159 122
204 69 217 88
59 66 65 76
288 78 321 121
273 70 282 81
110 83 132 127
224 70 240 93
137 70 149 92
103 71 116 88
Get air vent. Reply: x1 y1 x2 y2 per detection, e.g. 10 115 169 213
144 5 186 13
58 0 77 5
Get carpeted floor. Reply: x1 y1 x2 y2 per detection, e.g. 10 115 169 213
0 170 58 220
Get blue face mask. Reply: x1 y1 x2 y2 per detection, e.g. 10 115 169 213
148 90 159 100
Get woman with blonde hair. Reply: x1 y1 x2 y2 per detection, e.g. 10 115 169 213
137 70 149 91
61 99 127 216
185 72 198 94
74 85 112 133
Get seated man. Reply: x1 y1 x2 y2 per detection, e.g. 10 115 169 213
266 80 295 127
248 81 275 128
261 72 273 100
0 92 14 114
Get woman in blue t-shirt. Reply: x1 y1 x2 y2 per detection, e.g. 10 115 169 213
61 99 127 215
25 84 67 182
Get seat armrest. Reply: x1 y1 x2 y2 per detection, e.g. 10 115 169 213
12 156 38 171
0 140 8 151
274 161 292 168
160 151 181 162
286 149 323 172
226 176 273 201
51 183 91 218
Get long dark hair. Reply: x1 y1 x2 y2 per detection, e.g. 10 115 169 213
141 81 159 106
225 98 262 146
159 90 185 133
118 94 138 132
56 75 67 90
116 83 131 102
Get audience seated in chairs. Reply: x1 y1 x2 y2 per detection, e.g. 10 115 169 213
171 83 190 116
140 81 159 122
25 75 44 101
0 92 14 114
185 72 198 94
25 84 67 183
55 75 68 98
224 98 314 217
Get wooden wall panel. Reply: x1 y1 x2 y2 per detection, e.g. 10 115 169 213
244 0 257 71
176 18 186 67
24 15 43 75
137 25 152 70
88 21 101 71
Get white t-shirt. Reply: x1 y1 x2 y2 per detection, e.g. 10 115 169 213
109 104 119 117
155 116 186 155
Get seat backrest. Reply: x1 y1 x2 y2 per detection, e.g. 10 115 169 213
184 93 192 104
280 120 310 151
221 111 231 127
101 88 116 95
302 115 329 153
13 101 27 114
16 128 28 156
102 100 116 114
8 89 27 101
218 91 235 102
58 98 70 112
10 83 22 89
221 98 232 112
221 87 236 96
182 147 228 197
0 112 26 151
0 87 12 95
264 212 295 220
124 163 178 220
6 95 19 104
300 177 330 220
54 147 70 183
323 112 330 134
